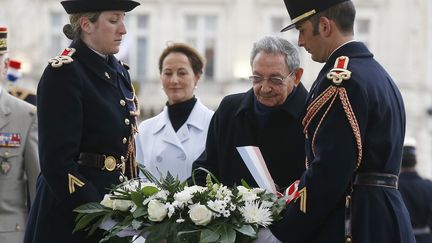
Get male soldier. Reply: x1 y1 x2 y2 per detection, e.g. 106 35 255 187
6 59 37 106
0 27 40 243
399 138 432 243
269 0 416 242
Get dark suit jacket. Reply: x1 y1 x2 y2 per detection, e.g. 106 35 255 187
24 39 136 243
192 84 307 190
270 41 415 243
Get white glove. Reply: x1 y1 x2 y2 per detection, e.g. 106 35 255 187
252 228 282 243
99 218 138 237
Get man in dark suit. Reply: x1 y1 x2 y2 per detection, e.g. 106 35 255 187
399 139 432 243
269 0 416 242
192 35 307 192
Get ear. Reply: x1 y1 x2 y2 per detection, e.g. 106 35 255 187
80 16 92 34
319 16 332 37
293 68 303 86
194 74 201 87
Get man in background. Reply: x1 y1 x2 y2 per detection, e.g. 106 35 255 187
399 138 432 243
0 26 40 243
6 59 37 106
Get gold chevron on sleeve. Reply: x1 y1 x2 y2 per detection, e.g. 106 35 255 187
295 187 307 213
68 173 85 194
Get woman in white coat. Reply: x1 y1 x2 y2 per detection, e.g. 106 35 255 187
135 43 213 181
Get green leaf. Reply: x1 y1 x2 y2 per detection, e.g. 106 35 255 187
73 202 110 214
73 212 106 233
141 186 159 197
177 229 201 242
132 206 147 218
235 225 257 237
216 224 236 243
200 229 220 242
240 179 251 189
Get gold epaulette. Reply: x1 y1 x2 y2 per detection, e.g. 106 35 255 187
48 47 76 68
302 56 362 170
326 56 352 86
8 85 35 101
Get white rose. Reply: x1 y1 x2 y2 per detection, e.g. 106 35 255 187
100 194 114 209
189 204 212 226
112 199 134 211
148 199 168 222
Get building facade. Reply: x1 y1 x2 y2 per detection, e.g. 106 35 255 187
1 0 431 177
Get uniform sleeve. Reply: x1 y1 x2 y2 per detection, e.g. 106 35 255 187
190 106 221 185
37 64 100 210
23 110 40 203
270 77 368 242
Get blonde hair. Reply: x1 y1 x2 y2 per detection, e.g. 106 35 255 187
63 12 101 40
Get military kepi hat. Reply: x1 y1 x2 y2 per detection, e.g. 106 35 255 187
0 27 7 54
61 0 140 14
281 0 349 32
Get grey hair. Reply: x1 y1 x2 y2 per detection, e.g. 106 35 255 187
63 12 101 40
250 36 300 72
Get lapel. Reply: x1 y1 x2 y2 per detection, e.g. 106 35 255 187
153 107 185 151
72 40 118 87
0 89 11 129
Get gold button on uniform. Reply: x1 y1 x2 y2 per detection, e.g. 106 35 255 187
16 224 21 231
122 137 127 144
124 118 130 125
120 100 126 106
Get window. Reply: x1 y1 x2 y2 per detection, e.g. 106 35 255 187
49 12 70 55
117 14 150 82
185 15 218 80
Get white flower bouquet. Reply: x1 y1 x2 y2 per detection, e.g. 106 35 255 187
73 167 288 243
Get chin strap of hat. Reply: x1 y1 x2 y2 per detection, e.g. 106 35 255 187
302 56 362 243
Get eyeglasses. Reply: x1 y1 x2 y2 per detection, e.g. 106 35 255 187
248 70 295 86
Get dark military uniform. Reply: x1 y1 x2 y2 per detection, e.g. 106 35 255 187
23 38 139 243
399 171 432 243
270 41 416 242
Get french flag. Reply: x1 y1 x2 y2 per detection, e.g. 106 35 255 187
7 59 22 82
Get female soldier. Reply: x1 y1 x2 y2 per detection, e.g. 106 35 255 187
24 0 140 242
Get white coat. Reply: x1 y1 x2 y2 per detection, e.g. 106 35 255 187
135 99 213 181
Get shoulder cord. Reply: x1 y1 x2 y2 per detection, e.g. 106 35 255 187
302 85 363 170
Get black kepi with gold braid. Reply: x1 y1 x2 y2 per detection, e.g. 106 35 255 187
0 27 7 54
281 0 349 32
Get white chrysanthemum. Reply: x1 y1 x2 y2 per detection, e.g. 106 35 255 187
239 201 273 227
215 185 233 199
223 210 231 218
229 204 236 211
